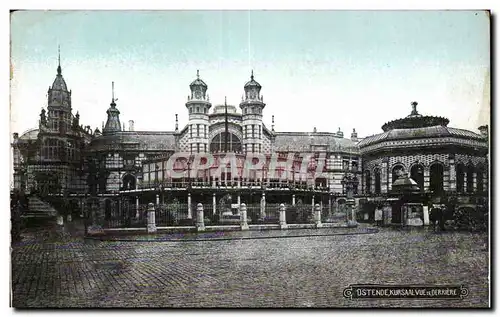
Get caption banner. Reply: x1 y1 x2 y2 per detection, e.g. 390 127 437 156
343 284 469 300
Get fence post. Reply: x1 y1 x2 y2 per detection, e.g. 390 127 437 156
240 203 249 231
315 203 323 228
147 202 157 233
279 203 288 229
196 203 205 232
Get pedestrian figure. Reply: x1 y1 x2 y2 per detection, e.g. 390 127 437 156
374 205 383 227
429 205 445 232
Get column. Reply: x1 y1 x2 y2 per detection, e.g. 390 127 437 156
237 194 241 211
311 195 315 213
473 172 477 192
464 172 468 192
279 203 287 229
135 196 140 219
448 155 456 191
212 193 216 215
381 159 389 194
292 194 296 206
147 203 156 233
240 203 249 231
260 192 266 218
328 196 332 216
314 204 322 228
156 194 160 205
196 203 205 232
424 168 430 192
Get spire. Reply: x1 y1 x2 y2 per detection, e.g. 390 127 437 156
175 113 179 132
111 81 116 105
57 45 61 75
197 69 200 79
272 115 275 132
251 69 254 80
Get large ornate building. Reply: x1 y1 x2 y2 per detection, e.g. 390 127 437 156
11 58 489 224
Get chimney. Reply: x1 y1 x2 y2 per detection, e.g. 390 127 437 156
13 132 18 140
129 120 134 132
478 125 488 138
351 128 358 142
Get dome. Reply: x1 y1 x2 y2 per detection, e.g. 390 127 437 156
213 104 238 114
244 71 261 89
189 70 207 88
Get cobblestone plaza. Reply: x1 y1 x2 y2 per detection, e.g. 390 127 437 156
11 225 489 308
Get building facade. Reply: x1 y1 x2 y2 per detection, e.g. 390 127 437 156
11 60 489 224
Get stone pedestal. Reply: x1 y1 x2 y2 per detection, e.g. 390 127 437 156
212 193 216 215
346 199 358 227
240 203 249 231
196 203 205 232
423 206 430 225
314 203 323 228
147 203 157 233
279 203 288 229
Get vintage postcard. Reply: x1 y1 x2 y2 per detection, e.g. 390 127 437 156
9 10 490 308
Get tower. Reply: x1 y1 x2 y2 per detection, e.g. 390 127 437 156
103 82 122 134
46 46 72 135
185 70 211 153
239 71 265 153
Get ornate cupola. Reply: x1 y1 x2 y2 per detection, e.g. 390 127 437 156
189 70 208 101
103 82 122 134
243 70 263 101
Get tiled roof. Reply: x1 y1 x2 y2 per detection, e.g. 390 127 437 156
51 74 68 91
273 132 359 153
89 131 176 151
358 126 485 148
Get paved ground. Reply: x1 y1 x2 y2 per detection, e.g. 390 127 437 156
11 222 489 308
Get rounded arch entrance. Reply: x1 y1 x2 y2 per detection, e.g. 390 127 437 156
429 162 445 193
210 132 242 153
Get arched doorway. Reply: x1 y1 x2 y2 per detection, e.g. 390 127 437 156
374 168 381 194
456 163 465 192
122 174 136 190
476 165 485 193
429 162 444 193
392 165 405 183
410 163 424 192
364 170 371 194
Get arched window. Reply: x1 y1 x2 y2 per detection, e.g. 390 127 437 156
392 165 405 183
365 170 371 194
210 132 242 153
122 174 136 190
410 164 424 192
429 162 444 193
476 165 484 192
456 163 465 193
466 164 474 193
374 168 381 194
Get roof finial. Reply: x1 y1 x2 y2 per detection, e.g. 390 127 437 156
251 69 254 80
197 69 200 79
410 101 419 115
225 96 227 106
57 45 62 75
272 115 275 132
175 113 178 131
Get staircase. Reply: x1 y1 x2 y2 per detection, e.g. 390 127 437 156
22 196 58 221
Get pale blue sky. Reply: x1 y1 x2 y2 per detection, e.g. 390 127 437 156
10 10 490 137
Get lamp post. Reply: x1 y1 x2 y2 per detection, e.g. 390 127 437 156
341 164 359 227
187 158 192 219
